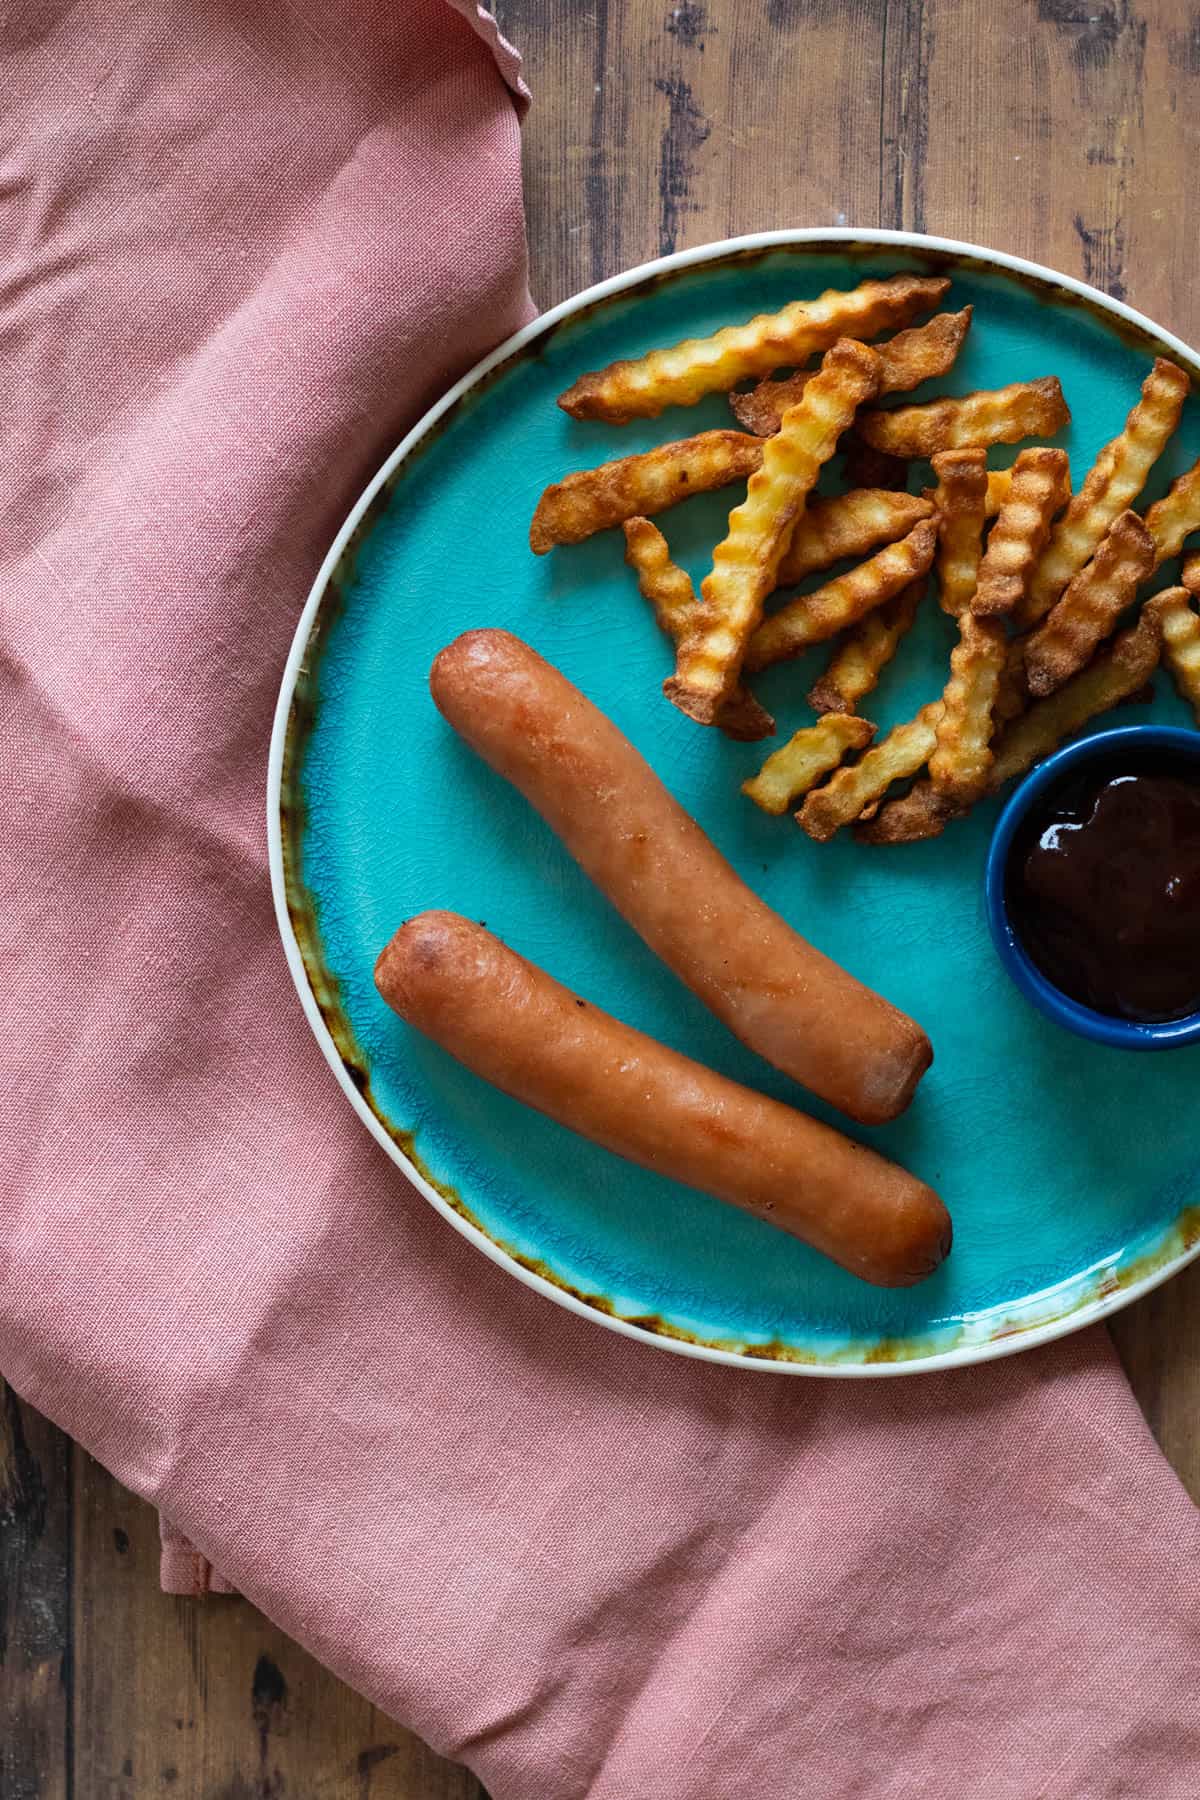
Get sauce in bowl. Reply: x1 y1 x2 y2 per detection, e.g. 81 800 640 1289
1006 758 1200 1024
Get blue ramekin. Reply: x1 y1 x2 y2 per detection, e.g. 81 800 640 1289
984 724 1200 1050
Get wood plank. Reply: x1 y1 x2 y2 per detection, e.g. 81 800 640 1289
492 0 603 300
889 0 1196 322
71 1448 485 1799
1122 2 1197 352
496 0 888 307
1111 1266 1200 1504
0 1378 71 1800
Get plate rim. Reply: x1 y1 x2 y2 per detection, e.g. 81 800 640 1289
267 225 1200 1378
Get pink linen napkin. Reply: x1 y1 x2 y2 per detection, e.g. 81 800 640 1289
3 5 1200 1794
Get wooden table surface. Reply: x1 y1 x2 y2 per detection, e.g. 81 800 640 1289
4 2 1199 1794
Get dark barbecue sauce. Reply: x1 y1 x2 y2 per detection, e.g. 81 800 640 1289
1007 757 1200 1023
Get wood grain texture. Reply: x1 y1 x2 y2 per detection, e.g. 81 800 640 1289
1110 1265 1200 1498
4 2 1200 1792
500 0 889 306
1 1382 71 1800
69 1448 484 1800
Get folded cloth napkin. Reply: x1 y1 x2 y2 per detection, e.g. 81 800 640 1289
3 5 1200 1795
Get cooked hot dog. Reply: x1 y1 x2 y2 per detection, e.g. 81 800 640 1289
375 914 950 1287
429 630 931 1125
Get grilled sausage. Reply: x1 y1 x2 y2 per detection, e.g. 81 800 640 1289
375 913 950 1287
429 630 932 1124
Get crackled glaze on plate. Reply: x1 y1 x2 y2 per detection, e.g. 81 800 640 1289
270 230 1200 1374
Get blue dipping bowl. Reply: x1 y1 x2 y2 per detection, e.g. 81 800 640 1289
985 724 1200 1050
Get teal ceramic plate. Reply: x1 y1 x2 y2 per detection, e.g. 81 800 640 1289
269 230 1200 1375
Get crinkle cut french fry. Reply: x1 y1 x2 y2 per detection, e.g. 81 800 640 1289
742 715 876 815
985 467 1014 516
667 339 882 723
1022 510 1155 697
557 274 947 422
798 703 944 842
999 629 1150 726
1155 586 1200 724
929 612 1008 802
863 598 1172 841
1144 457 1200 566
730 307 973 435
931 447 988 616
728 370 809 439
858 377 1069 459
855 780 962 845
745 518 936 673
777 489 933 586
808 576 925 714
971 447 1070 618
530 430 765 553
622 516 695 638
1024 357 1191 622
925 465 1013 525
729 369 812 439
994 635 1032 725
873 305 973 394
705 686 778 743
989 596 1170 790
621 519 774 741
842 435 910 492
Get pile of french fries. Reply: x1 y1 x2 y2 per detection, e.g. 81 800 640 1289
531 273 1200 843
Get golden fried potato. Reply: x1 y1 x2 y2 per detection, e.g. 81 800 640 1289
706 688 779 743
558 274 947 422
777 489 933 585
841 434 909 491
921 463 1012 523
989 596 1170 789
858 377 1069 459
1184 550 1200 595
1024 357 1190 622
530 430 764 553
985 467 1014 516
1155 586 1200 724
971 447 1071 618
746 519 937 672
622 515 694 637
1022 510 1155 697
729 369 811 439
1144 457 1200 566
994 634 1032 725
931 447 988 615
667 340 881 723
729 307 973 435
621 518 774 741
855 780 962 845
808 576 925 714
875 304 974 393
929 611 1008 802
861 591 1173 843
798 702 944 842
742 714 876 815
866 595 1171 841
